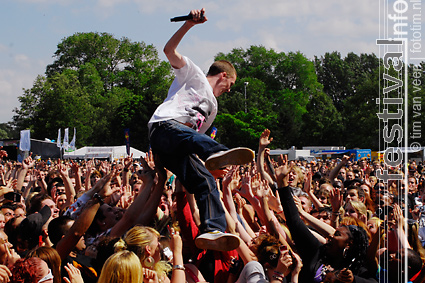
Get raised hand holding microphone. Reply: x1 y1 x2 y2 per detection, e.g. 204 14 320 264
170 8 207 23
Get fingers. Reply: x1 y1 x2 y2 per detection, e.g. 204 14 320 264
279 249 293 267
0 265 11 283
190 8 207 22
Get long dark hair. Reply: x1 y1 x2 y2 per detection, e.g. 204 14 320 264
320 225 369 273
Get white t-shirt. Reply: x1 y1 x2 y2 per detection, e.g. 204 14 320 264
148 56 217 134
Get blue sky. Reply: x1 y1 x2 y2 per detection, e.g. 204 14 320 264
1 0 417 124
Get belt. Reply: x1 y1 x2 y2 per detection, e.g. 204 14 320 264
173 118 196 129
149 119 195 140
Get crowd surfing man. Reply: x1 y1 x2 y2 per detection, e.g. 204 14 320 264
148 8 254 252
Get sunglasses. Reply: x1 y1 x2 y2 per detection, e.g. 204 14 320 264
38 269 53 283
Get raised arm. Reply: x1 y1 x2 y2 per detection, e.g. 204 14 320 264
70 161 82 193
257 129 275 186
169 227 185 283
134 155 168 226
55 170 116 260
121 154 133 188
328 154 352 181
293 194 335 239
16 155 35 193
58 162 76 210
276 164 322 260
303 170 323 209
109 158 156 237
163 8 207 69
221 167 253 244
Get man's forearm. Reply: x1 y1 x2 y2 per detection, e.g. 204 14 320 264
164 20 198 69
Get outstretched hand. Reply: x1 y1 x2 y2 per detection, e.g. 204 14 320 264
137 156 156 183
63 263 84 283
259 129 273 148
123 153 133 170
329 186 343 212
57 162 69 178
237 171 254 199
22 155 35 170
222 166 240 192
93 169 118 200
275 154 291 187
168 226 182 256
0 147 7 160
153 153 167 184
303 170 313 193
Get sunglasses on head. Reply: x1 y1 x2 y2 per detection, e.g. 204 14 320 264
38 269 53 283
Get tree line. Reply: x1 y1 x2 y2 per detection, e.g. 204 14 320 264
5 32 424 151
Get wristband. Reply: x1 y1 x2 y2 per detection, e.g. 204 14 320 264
173 265 185 271
93 193 105 205
273 270 285 277
123 168 129 172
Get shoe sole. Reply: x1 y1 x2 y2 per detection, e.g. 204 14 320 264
195 234 240 251
205 148 255 171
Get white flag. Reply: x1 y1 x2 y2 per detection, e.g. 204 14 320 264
57 129 62 148
19 130 31 151
63 128 69 151
69 128 76 151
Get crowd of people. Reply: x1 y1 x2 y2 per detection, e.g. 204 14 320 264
0 129 424 283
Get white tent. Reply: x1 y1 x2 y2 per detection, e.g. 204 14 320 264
63 145 146 161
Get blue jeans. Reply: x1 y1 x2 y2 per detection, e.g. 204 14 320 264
149 120 228 233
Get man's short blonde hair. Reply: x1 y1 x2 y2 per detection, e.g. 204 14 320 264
207 60 236 78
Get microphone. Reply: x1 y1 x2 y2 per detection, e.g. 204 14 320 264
170 14 192 22
170 11 204 22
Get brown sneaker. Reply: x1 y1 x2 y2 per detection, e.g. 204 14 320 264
195 231 241 251
205 147 255 171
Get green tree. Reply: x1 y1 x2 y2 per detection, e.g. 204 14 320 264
0 123 14 139
342 68 381 149
314 52 380 112
13 32 172 150
300 90 342 146
214 46 324 149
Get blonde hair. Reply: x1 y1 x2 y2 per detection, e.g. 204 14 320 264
116 226 171 278
97 251 143 283
368 217 382 227
345 200 368 221
291 165 305 188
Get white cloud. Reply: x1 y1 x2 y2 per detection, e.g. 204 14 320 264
14 54 31 68
0 69 30 123
0 44 7 53
96 0 128 8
